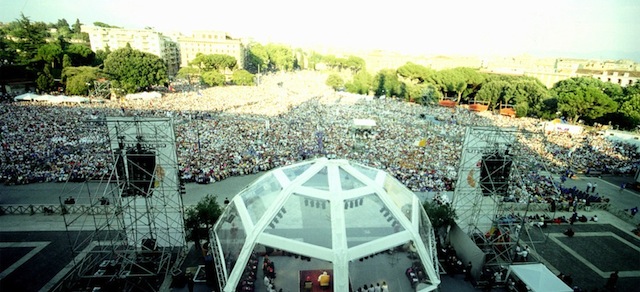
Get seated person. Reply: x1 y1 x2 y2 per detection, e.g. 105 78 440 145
563 227 575 237
318 271 331 288
590 215 598 222
303 276 313 291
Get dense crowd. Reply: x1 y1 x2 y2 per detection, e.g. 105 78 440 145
1 71 638 196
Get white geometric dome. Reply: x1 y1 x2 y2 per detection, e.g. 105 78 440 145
211 158 440 292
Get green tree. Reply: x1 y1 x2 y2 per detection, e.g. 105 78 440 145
307 52 324 70
373 69 406 98
177 66 201 85
476 80 509 109
103 47 168 93
93 45 111 66
65 43 95 66
326 73 345 90
6 14 49 66
344 56 366 72
397 62 435 83
345 71 373 95
231 69 255 85
72 18 82 34
35 43 63 68
62 66 101 95
619 93 640 129
36 64 55 92
245 43 269 73
422 201 457 230
201 70 225 86
184 195 223 248
62 54 72 68
190 53 237 72
55 18 72 36
552 77 619 123
265 44 295 71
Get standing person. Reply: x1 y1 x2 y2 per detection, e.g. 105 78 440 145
187 274 195 292
381 281 389 292
586 182 592 193
592 182 597 193
605 271 619 290
620 183 626 193
465 261 473 281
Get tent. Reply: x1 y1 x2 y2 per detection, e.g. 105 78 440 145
506 263 573 292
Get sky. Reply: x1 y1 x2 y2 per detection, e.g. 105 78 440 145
2 0 640 61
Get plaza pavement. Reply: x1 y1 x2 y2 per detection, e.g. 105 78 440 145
0 173 638 291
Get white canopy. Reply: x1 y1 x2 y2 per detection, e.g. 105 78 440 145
125 91 162 100
353 118 377 129
13 93 89 103
507 264 573 292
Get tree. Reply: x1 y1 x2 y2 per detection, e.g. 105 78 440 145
265 44 295 71
345 71 373 95
373 69 406 98
231 69 254 86
245 43 269 73
35 43 63 68
36 64 55 92
397 62 435 84
62 66 101 95
184 195 222 248
65 43 95 66
177 66 200 85
62 54 72 68
6 14 49 66
619 94 640 129
201 71 225 86
71 18 82 34
326 74 345 90
344 56 366 72
103 47 167 93
422 201 457 230
552 77 619 123
189 53 237 73
93 45 111 66
55 18 72 36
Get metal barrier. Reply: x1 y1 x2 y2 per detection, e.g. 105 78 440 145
0 204 116 216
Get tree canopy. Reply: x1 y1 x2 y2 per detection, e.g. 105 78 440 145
103 47 167 93
552 77 619 123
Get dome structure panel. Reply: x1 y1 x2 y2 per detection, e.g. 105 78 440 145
344 193 405 248
338 167 367 190
262 193 333 249
240 173 283 224
301 166 330 190
351 163 380 182
383 175 415 221
214 202 246 275
281 161 313 182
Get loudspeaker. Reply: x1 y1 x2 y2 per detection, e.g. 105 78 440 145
118 148 156 197
480 152 512 195
142 238 157 251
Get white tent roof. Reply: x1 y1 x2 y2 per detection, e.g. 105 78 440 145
212 158 440 292
507 264 573 292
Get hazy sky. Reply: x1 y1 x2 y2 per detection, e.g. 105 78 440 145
2 0 639 61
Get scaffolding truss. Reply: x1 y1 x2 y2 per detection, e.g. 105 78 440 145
58 117 186 291
452 126 559 267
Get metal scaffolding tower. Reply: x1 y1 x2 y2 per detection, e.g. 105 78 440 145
452 126 559 266
57 117 186 291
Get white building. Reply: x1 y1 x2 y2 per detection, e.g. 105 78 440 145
82 25 180 76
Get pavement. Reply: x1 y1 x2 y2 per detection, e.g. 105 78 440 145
0 173 639 291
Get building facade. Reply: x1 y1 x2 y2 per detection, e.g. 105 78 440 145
176 31 244 70
82 25 180 77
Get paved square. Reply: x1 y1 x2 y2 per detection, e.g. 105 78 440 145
555 234 640 272
0 247 32 272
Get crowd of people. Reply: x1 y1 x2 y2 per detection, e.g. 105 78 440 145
1 71 639 198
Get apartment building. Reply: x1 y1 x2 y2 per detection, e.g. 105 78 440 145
176 31 244 69
82 25 180 76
